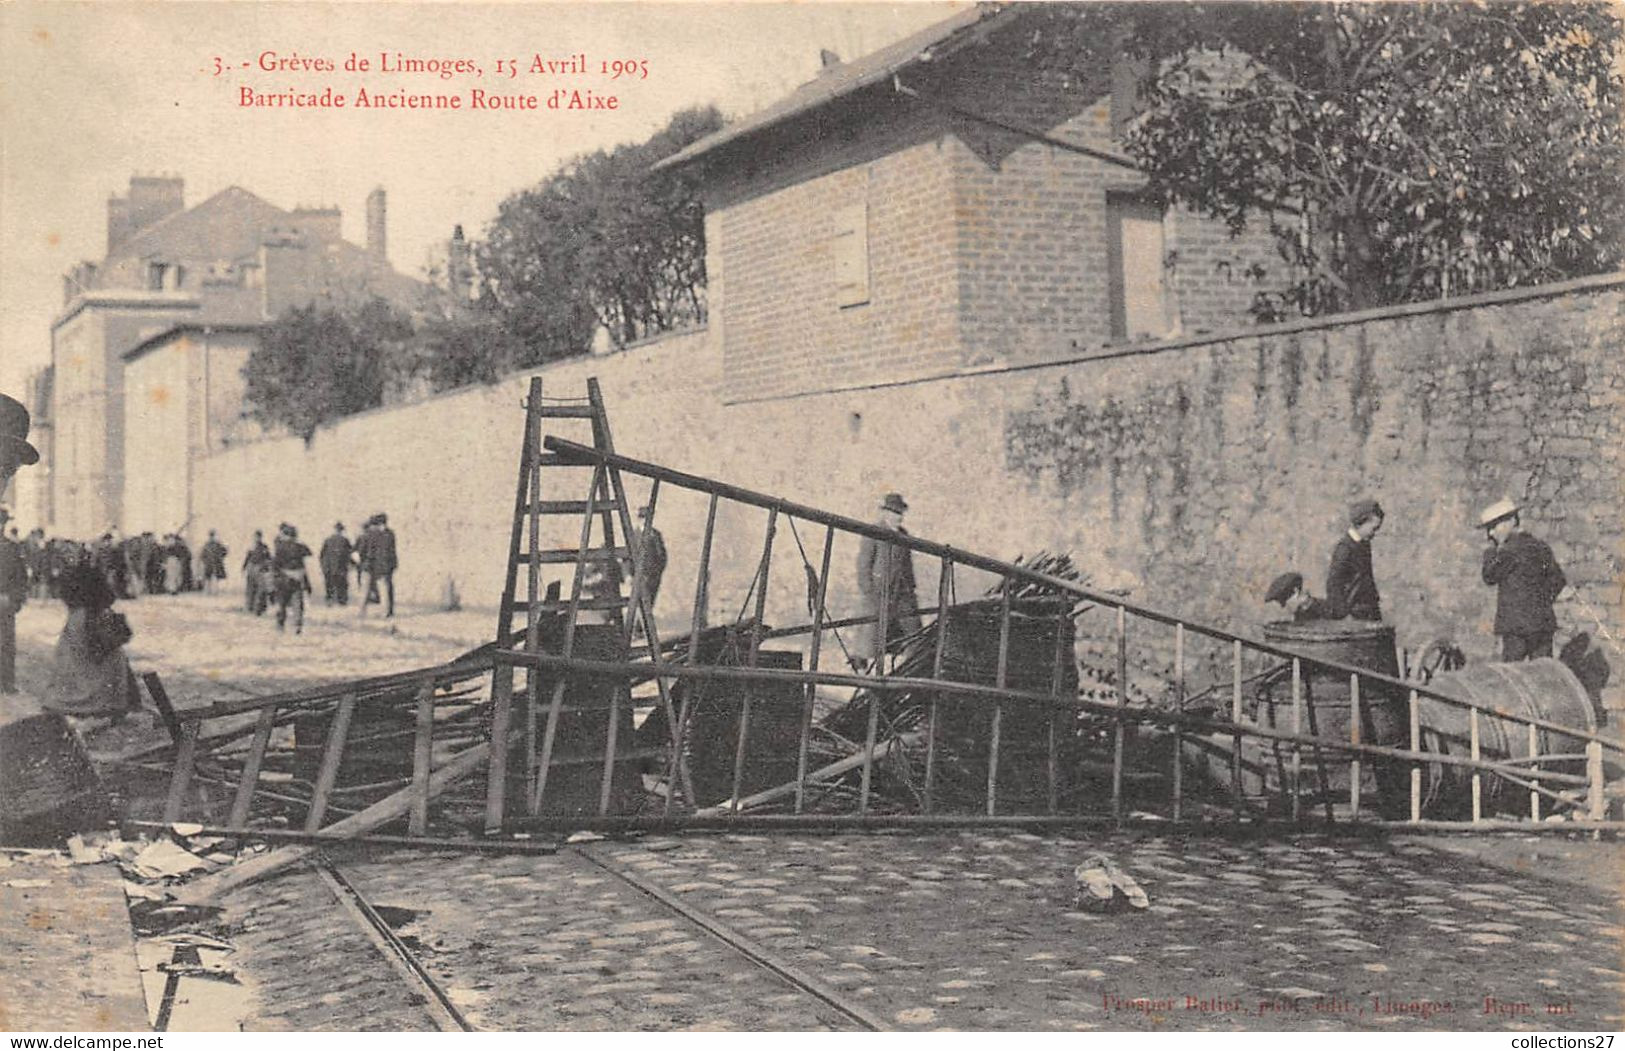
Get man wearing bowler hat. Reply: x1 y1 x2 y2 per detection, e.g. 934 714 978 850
358 512 398 618
0 392 42 693
319 521 354 605
855 492 921 671
1325 498 1385 621
1479 498 1568 661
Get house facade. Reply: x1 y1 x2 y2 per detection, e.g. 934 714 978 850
49 176 429 538
661 6 1284 406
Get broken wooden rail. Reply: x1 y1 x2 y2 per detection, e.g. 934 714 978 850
538 435 1622 830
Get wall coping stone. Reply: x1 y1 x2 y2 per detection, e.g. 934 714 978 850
722 271 1625 405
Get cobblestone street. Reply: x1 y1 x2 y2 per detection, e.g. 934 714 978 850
204 829 1625 1032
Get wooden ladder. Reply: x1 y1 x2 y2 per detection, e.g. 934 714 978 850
484 377 691 831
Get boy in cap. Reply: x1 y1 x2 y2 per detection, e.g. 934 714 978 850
1480 498 1568 661
1325 498 1384 621
1263 572 1330 622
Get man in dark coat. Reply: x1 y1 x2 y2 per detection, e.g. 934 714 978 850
1479 499 1568 661
243 530 271 614
1263 571 1332 622
855 492 921 669
199 530 228 594
0 509 27 694
1325 498 1384 621
358 513 398 618
271 524 313 633
319 522 354 605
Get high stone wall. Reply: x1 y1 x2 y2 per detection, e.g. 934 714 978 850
192 276 1624 701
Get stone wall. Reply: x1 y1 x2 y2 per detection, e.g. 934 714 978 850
191 276 1624 697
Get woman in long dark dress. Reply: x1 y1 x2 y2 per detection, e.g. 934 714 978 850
44 560 139 719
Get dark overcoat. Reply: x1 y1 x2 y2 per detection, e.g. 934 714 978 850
1482 531 1565 636
1325 534 1381 621
855 523 921 659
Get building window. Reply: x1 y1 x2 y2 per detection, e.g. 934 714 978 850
1106 192 1173 341
146 262 168 291
832 201 869 308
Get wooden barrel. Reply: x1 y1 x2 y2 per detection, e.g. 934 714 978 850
934 599 1077 812
517 623 644 818
1255 619 1408 815
1413 658 1597 817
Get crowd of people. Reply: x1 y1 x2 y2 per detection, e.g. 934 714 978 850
239 513 400 633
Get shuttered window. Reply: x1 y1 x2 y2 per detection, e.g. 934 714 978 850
832 201 870 308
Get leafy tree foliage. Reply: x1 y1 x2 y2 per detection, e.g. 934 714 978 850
242 297 415 441
1027 3 1624 315
474 105 722 364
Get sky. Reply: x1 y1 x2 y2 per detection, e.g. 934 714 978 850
0 0 965 394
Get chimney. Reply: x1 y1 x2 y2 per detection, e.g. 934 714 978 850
365 187 387 264
447 224 472 300
108 175 184 253
126 175 185 233
107 195 131 253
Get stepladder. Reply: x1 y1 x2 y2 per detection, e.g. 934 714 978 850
483 377 692 830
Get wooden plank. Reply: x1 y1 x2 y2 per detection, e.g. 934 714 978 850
141 671 182 745
227 706 277 829
163 720 200 824
987 579 1011 817
1587 741 1606 822
794 525 834 814
665 493 717 816
484 665 515 832
1047 604 1068 815
1230 640 1243 819
1112 605 1127 821
1410 689 1422 823
1290 658 1303 823
732 509 777 812
305 693 357 832
1470 705 1482 825
1171 626 1190 817
1349 673 1361 818
1529 722 1541 823
409 681 436 836
859 531 891 817
923 559 952 815
177 742 492 904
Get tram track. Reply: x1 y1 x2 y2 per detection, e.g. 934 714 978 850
306 844 886 1031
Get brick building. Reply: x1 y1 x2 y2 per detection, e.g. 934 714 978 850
47 176 429 537
658 5 1284 405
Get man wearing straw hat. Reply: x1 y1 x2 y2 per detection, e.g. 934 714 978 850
1479 498 1567 661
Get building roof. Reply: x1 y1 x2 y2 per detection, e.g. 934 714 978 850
121 322 264 364
654 3 1015 171
105 186 290 267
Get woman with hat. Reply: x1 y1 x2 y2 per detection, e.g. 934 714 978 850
1480 498 1567 661
43 559 140 719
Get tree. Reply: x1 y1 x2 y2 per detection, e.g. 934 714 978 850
1027 3 1624 315
474 105 723 363
242 297 415 441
